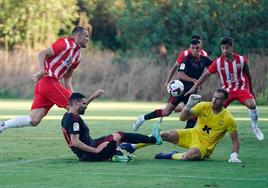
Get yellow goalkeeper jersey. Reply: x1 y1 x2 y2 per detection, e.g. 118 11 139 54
191 102 237 151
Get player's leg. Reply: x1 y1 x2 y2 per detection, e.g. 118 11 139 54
133 95 180 131
238 90 264 140
133 103 175 131
241 98 264 140
0 80 53 132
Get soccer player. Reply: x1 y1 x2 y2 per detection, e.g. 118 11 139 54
186 37 264 140
155 89 242 163
0 26 90 133
62 92 162 162
133 38 212 131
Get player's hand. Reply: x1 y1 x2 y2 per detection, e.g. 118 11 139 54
185 94 201 110
184 86 197 96
32 71 47 82
228 152 241 163
95 141 109 153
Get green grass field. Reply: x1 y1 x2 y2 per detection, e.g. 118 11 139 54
0 99 267 188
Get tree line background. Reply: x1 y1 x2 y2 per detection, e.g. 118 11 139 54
0 0 267 104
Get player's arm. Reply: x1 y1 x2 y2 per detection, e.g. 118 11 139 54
32 47 54 82
243 63 255 98
180 94 201 121
228 131 241 163
86 90 105 106
70 133 108 154
185 70 212 96
63 68 74 91
165 62 180 87
178 71 197 83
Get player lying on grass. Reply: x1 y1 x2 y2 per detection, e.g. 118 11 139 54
61 91 162 162
122 89 242 163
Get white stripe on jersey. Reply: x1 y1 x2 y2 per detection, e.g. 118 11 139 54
239 55 246 90
224 60 232 91
48 38 70 77
216 58 225 88
184 50 189 56
232 59 239 91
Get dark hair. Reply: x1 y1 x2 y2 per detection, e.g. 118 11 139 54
72 26 86 36
191 39 201 45
220 37 233 46
69 92 86 105
216 88 229 100
191 35 201 40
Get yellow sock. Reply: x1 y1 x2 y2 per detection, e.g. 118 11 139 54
171 152 185 160
135 143 151 150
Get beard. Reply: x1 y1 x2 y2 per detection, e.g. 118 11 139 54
78 108 86 115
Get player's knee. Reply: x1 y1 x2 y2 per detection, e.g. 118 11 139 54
183 150 201 160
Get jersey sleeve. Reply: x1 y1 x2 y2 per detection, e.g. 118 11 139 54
191 102 206 116
204 57 213 67
176 51 185 64
64 114 80 135
51 38 67 56
207 59 217 74
226 115 237 133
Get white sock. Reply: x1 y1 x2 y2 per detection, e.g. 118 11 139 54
248 108 258 128
3 116 32 130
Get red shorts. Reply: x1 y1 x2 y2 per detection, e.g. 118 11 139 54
31 76 71 114
224 89 253 108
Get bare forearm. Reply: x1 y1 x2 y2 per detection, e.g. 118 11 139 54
178 72 196 83
180 109 194 121
165 64 178 85
231 140 240 154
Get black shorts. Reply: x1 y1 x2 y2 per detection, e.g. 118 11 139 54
78 135 117 162
168 88 197 106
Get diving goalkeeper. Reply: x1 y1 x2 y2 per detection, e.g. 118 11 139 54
156 88 241 163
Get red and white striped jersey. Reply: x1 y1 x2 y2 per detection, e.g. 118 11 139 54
208 53 249 91
176 49 208 64
45 37 81 80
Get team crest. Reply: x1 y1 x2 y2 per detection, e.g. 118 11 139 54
73 122 80 131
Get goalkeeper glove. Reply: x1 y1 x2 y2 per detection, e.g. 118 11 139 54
228 152 241 163
185 94 201 111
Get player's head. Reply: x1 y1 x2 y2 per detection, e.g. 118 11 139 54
192 34 202 44
211 88 229 111
72 26 89 48
190 39 201 57
69 92 87 115
220 37 233 58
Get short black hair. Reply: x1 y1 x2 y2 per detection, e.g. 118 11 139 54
220 37 233 46
191 35 201 40
72 26 86 36
69 92 86 106
191 39 201 45
216 88 229 100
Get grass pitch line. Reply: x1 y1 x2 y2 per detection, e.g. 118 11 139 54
0 115 268 121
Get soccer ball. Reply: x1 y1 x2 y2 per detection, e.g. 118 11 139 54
167 80 184 97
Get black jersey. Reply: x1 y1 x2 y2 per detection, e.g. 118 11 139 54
178 54 212 91
61 112 96 156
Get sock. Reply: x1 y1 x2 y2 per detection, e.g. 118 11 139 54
3 116 32 130
144 109 163 120
122 133 156 144
185 118 197 129
132 143 148 150
172 152 185 160
248 108 258 128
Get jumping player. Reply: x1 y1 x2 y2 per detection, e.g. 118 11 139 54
0 26 90 133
